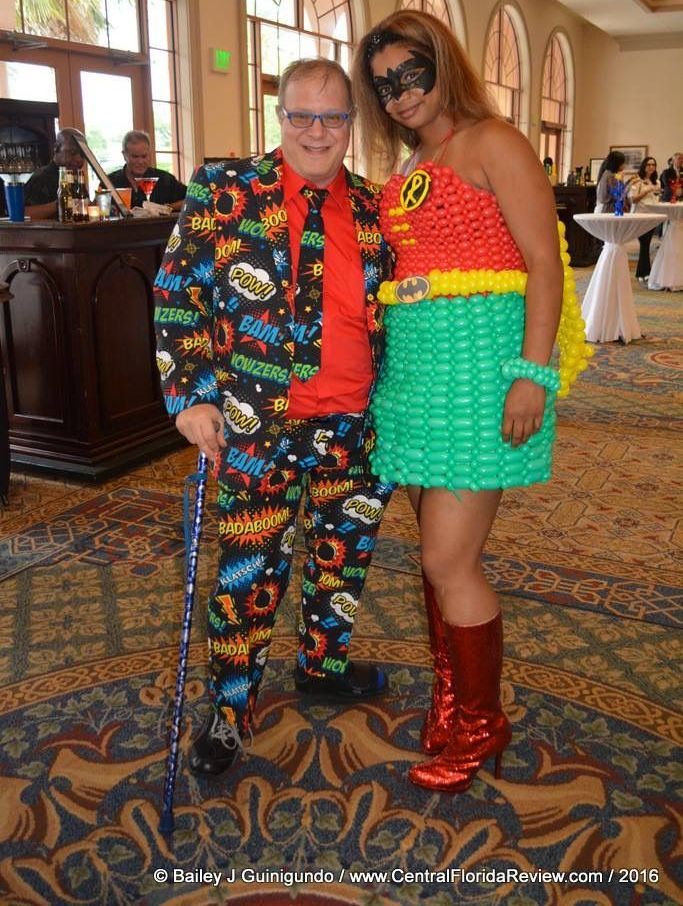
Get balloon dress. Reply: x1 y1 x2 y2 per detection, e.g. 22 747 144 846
371 161 590 491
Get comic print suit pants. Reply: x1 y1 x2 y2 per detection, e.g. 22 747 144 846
207 413 394 734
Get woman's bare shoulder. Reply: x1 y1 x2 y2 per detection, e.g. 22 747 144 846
471 118 530 152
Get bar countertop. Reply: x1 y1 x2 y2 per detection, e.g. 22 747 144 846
0 214 178 251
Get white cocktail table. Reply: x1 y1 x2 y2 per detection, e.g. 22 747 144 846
574 212 666 343
643 202 683 291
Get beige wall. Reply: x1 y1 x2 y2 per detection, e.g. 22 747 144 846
188 0 682 179
182 0 248 165
574 27 683 171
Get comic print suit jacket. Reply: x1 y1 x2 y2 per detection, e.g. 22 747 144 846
154 148 393 492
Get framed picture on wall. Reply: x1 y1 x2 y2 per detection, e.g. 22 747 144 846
588 158 604 184
609 145 648 172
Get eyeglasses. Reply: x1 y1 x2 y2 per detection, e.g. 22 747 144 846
279 108 353 129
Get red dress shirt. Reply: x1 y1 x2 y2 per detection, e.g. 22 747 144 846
283 161 372 419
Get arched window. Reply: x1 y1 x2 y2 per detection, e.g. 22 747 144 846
246 0 354 162
541 33 573 182
484 6 521 128
398 0 452 26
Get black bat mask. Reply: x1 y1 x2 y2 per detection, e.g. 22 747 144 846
372 51 436 109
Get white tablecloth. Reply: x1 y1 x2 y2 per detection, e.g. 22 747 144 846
573 213 667 343
643 203 683 291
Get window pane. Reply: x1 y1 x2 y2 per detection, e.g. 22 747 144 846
155 151 178 175
250 108 258 156
68 0 108 46
500 11 520 88
542 98 561 124
487 82 513 120
260 22 279 74
106 0 140 52
310 0 352 41
302 0 314 32
299 31 317 58
319 37 334 60
153 99 175 152
81 70 134 172
399 0 450 26
247 0 296 26
147 0 170 50
151 48 172 101
0 60 57 102
263 94 279 150
261 22 302 75
23 0 68 39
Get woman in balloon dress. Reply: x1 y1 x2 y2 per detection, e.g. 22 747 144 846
352 10 590 792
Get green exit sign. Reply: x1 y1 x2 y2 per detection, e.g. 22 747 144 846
211 48 231 73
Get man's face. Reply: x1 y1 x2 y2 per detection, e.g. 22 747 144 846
54 134 84 169
124 140 152 178
278 71 352 187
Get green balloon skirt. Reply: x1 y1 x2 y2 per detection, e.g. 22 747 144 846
370 292 556 491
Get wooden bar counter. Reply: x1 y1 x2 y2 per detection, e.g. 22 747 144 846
553 185 602 267
0 216 182 479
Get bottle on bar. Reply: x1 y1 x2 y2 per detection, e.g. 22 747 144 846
57 168 74 222
71 169 89 222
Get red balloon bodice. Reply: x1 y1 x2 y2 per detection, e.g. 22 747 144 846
380 161 526 281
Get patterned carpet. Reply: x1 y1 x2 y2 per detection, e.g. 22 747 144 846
0 280 681 905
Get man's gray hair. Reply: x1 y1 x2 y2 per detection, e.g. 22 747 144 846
122 130 151 152
277 58 352 108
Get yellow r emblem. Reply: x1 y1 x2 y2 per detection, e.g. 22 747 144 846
400 169 432 211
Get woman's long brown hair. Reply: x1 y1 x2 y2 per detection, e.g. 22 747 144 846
352 10 498 171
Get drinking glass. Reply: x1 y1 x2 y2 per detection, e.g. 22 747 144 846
135 176 159 202
4 182 25 222
95 191 112 219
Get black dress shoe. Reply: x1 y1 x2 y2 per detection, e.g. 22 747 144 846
188 709 243 777
294 660 388 700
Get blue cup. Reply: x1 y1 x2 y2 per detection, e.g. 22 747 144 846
4 182 25 222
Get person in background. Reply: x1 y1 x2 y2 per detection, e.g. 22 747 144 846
542 156 557 186
628 157 660 282
154 58 394 778
352 10 575 794
107 130 186 210
595 151 631 213
23 128 85 220
659 152 682 202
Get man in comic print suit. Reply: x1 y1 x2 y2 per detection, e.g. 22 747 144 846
154 58 394 777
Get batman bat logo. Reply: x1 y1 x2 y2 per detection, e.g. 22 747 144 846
395 275 430 304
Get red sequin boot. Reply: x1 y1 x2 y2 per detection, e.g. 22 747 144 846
421 574 458 754
409 613 511 793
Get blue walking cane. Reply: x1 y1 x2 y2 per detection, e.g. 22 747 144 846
159 451 209 835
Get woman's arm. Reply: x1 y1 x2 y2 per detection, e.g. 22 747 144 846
597 171 614 206
629 177 657 204
466 120 563 445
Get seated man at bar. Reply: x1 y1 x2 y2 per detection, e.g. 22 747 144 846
107 130 186 211
23 128 86 220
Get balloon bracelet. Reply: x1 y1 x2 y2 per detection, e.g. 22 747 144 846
500 357 561 392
